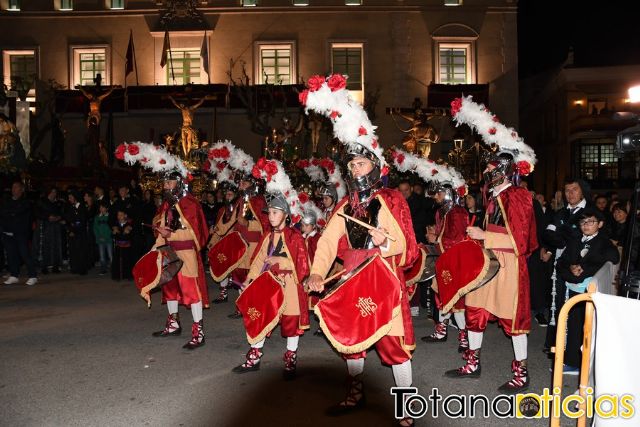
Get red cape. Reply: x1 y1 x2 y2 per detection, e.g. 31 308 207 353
437 205 469 252
496 185 538 331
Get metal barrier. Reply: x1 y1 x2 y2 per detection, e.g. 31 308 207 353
549 261 616 427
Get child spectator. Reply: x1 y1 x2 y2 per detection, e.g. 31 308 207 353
93 203 112 276
555 208 620 374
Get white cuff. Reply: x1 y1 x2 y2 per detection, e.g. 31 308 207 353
380 238 391 252
546 224 557 231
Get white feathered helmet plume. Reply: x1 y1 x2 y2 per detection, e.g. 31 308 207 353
204 140 255 185
300 74 388 198
390 148 468 199
115 141 190 180
450 96 536 177
251 157 324 226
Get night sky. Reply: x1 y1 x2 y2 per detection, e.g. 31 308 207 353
518 1 640 78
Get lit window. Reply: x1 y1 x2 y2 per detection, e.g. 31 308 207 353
166 49 201 85
60 0 73 10
110 0 124 9
242 0 257 6
71 46 110 87
79 53 106 86
331 43 364 104
8 0 20 11
2 50 37 105
256 43 296 85
292 0 308 5
345 0 362 5
577 141 618 182
437 42 472 84
444 0 462 5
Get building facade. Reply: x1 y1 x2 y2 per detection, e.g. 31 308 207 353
1 0 518 169
520 54 640 197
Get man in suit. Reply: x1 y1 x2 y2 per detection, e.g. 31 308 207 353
542 178 593 354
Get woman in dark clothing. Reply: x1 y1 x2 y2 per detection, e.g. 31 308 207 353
464 193 484 227
65 191 89 275
111 209 134 281
611 204 629 247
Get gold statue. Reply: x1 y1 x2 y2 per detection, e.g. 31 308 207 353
307 111 323 154
0 114 18 160
391 105 440 157
78 83 115 128
162 132 178 155
169 95 206 157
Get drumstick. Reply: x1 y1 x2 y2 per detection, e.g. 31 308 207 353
465 215 477 241
337 212 397 242
319 269 345 287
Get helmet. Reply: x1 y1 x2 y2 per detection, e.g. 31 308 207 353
266 192 290 215
345 144 382 204
482 149 515 189
318 183 338 202
234 171 260 197
162 170 188 204
301 209 318 226
428 181 459 212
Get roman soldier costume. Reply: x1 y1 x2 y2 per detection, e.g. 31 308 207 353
151 171 210 350
444 96 538 393
116 142 209 350
301 74 419 426
232 161 310 380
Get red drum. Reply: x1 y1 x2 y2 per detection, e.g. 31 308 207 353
315 254 402 354
236 271 285 345
133 245 183 306
435 240 499 313
208 231 248 281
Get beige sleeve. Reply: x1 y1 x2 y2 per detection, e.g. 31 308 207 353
310 205 346 278
215 212 237 236
377 201 406 263
484 231 514 250
247 218 262 232
246 239 269 282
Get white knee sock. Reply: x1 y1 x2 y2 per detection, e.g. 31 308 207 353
220 277 229 288
392 360 412 387
346 358 365 377
190 302 203 323
286 336 299 351
512 334 528 361
167 300 179 314
252 339 265 349
454 311 466 330
468 331 483 350
439 312 452 323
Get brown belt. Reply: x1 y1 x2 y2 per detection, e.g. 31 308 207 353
168 240 196 251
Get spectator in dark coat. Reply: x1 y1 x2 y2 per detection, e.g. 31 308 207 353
1 181 37 285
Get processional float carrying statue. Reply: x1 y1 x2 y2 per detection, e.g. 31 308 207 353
390 98 441 158
169 95 206 157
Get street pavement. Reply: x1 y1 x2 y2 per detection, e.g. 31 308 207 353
0 272 579 426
